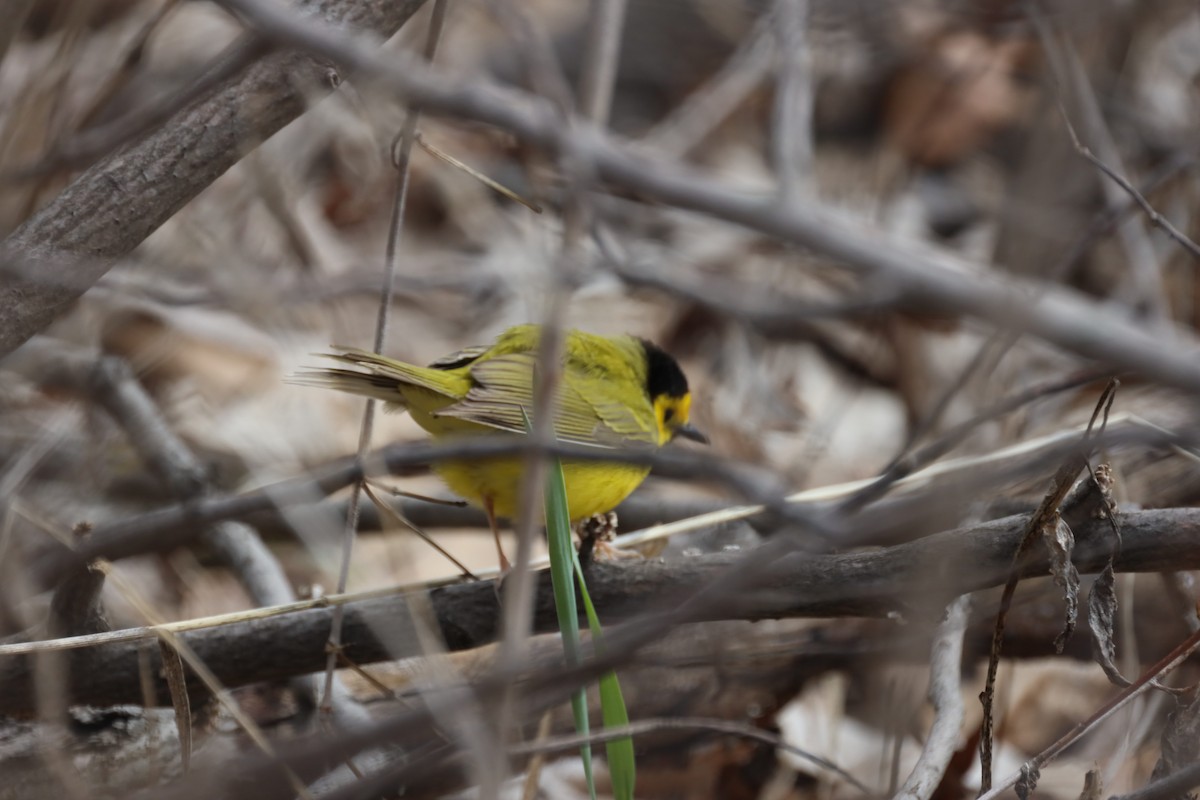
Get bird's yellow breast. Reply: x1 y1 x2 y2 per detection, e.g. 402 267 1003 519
434 452 651 521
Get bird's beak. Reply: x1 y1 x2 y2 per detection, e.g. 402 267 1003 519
674 423 709 445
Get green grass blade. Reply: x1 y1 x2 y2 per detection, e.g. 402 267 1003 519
543 449 596 798
574 551 637 800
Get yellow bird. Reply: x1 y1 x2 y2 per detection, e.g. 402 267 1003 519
301 324 706 565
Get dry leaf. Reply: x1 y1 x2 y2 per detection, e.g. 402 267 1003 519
1088 564 1130 687
1044 514 1080 653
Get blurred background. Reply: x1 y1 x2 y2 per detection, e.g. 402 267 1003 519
3 0 1200 797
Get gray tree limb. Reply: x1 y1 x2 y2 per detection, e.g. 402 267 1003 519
1 506 1196 715
0 0 426 358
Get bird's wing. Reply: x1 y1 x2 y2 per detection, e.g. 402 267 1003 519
427 344 490 370
435 353 657 447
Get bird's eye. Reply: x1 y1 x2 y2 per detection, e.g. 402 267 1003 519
663 407 674 422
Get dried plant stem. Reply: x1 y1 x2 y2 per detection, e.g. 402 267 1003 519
494 0 629 791
977 624 1200 800
104 566 315 799
320 0 450 715
978 380 1116 791
1027 6 1171 316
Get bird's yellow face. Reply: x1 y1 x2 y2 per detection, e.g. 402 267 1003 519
653 392 708 446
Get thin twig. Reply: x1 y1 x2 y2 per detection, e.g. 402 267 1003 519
770 0 813 201
1028 2 1193 322
415 131 543 212
1049 149 1198 278
575 0 628 124
519 710 554 800
494 0 630 786
609 247 899 325
320 0 450 715
361 482 478 579
330 3 510 792
894 596 970 800
1064 126 1200 263
978 624 1200 800
642 16 774 157
978 380 1118 791
839 370 1110 515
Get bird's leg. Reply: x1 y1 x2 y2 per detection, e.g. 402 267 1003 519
484 496 511 572
576 512 635 562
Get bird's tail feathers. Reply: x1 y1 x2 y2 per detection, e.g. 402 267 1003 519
292 347 470 406
290 367 413 407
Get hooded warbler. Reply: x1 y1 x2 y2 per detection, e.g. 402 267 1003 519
302 324 706 562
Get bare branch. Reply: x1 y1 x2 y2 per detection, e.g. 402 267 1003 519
770 0 814 199
893 595 969 800
0 0 428 358
641 16 774 157
5 506 1200 715
29 343 296 610
321 0 449 718
576 0 628 124
1029 5 1197 315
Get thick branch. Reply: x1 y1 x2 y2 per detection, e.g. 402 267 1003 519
0 0 426 358
2 507 1197 715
